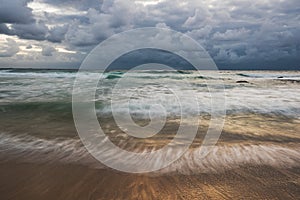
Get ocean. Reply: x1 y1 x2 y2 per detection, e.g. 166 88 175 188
0 69 300 199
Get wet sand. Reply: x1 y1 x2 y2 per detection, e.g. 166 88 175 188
1 108 300 199
0 161 299 200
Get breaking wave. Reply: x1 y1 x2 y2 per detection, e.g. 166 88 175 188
1 132 299 174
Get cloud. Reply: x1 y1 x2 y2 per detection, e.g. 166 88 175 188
41 0 103 11
155 23 170 29
0 38 19 57
0 24 14 35
107 48 194 70
64 0 136 47
0 0 299 69
213 28 251 41
46 25 68 43
183 8 212 29
0 0 34 24
11 22 48 40
41 45 56 56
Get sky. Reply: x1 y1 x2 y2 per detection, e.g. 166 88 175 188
0 0 299 70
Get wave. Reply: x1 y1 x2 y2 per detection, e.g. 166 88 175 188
236 73 253 77
0 101 104 114
0 132 299 174
236 72 300 79
1 100 299 119
166 143 300 174
0 70 77 78
1 70 300 119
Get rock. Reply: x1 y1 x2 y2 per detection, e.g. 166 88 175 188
177 70 191 74
236 80 249 83
106 74 121 79
279 79 300 84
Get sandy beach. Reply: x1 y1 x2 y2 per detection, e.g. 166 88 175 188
1 112 300 199
1 0 299 198
0 70 300 199
1 162 299 200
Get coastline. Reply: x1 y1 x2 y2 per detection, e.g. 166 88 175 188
1 161 299 200
0 70 299 199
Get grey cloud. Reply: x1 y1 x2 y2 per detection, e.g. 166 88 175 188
275 0 300 14
64 18 101 47
0 0 34 24
46 25 68 43
107 48 194 71
0 0 299 69
212 28 251 41
41 0 103 11
0 39 19 57
42 46 56 56
0 24 14 35
64 3 134 47
183 8 212 29
11 22 48 40
0 1 49 41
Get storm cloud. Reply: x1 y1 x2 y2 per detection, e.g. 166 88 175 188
0 0 34 24
0 0 299 69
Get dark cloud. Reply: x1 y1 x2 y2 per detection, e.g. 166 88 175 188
0 0 34 24
107 48 194 70
0 0 299 69
64 6 129 47
0 24 14 35
11 22 48 40
0 0 48 41
41 0 103 11
46 25 68 43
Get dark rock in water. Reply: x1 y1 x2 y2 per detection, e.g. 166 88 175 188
106 74 121 79
277 76 284 78
110 71 124 75
236 80 249 83
236 73 251 77
195 76 207 79
177 70 191 74
279 79 300 84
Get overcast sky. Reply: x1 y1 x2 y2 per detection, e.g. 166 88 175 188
0 0 299 69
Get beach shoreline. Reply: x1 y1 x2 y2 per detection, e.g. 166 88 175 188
1 70 299 199
1 161 299 200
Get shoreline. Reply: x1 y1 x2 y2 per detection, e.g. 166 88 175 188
1 161 299 200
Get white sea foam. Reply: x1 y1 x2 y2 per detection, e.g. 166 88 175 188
1 132 299 174
1 70 299 117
